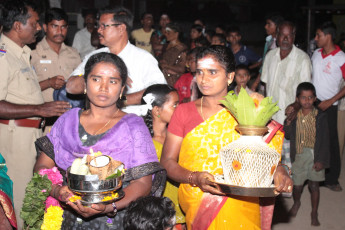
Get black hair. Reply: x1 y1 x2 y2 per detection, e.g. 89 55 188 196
296 82 316 98
141 12 153 20
123 196 176 230
235 64 250 73
1 0 38 33
277 21 296 35
100 6 134 35
212 33 226 45
84 52 128 108
204 29 215 39
45 8 68 24
265 13 284 27
215 24 226 33
141 84 177 137
196 45 236 74
194 36 210 47
317 21 337 42
188 47 203 57
166 22 182 33
226 25 241 36
191 24 203 34
81 8 97 19
194 18 205 26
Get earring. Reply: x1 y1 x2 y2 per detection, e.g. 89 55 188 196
84 88 87 94
227 81 231 86
157 115 160 118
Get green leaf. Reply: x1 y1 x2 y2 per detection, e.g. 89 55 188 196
236 88 256 125
220 88 279 126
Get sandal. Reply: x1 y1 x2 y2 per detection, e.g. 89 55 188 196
325 184 343 192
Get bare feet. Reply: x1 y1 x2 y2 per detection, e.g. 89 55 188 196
289 201 301 217
311 212 320 226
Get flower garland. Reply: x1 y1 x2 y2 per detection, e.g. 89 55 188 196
21 167 64 230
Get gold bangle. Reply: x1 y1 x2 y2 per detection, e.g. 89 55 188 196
278 163 291 176
188 171 197 187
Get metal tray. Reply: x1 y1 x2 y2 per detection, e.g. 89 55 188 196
213 175 277 197
73 189 125 206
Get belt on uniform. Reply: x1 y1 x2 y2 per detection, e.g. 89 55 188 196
0 118 45 129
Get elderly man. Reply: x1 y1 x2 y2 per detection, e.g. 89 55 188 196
67 6 166 114
0 1 70 227
31 8 81 131
261 21 312 175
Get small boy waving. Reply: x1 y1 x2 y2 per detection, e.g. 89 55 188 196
284 82 330 226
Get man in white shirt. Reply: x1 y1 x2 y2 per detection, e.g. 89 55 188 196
261 21 312 124
261 21 312 171
312 21 345 192
67 6 166 112
72 9 97 59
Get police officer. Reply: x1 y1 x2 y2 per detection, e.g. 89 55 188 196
0 1 70 227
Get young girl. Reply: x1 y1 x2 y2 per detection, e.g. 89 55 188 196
140 84 185 228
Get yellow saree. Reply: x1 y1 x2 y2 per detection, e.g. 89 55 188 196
178 109 284 230
154 139 186 224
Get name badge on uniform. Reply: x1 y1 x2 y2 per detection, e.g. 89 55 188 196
40 60 52 64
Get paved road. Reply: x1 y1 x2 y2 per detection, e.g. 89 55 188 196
272 156 345 230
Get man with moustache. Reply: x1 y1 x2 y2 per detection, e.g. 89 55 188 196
0 1 71 227
31 8 80 132
66 6 166 114
261 21 312 170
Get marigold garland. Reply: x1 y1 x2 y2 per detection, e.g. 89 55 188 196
41 206 64 230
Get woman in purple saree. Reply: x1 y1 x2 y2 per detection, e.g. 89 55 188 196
34 53 165 229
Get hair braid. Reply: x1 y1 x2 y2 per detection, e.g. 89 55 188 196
143 111 154 137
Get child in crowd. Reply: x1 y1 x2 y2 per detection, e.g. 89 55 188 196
131 12 154 53
226 26 262 69
284 82 330 226
140 85 185 228
233 64 255 95
211 33 226 46
123 196 176 230
174 48 201 103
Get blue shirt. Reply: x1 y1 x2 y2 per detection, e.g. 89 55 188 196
233 45 262 66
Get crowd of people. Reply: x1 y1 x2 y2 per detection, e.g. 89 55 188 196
0 0 344 229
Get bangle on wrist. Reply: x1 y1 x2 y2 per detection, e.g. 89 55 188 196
278 163 291 176
188 171 197 187
52 185 61 199
111 202 117 215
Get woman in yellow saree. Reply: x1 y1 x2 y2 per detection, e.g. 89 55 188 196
161 46 292 230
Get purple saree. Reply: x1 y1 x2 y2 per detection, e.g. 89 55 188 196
35 108 166 229
47 108 158 171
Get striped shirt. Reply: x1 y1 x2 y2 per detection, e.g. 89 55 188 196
296 108 318 154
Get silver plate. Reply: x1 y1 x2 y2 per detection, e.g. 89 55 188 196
67 166 124 192
214 175 277 197
73 189 125 206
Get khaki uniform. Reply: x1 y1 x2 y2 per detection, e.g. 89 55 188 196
0 34 44 228
31 37 81 102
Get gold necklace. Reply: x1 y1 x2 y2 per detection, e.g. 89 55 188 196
93 109 120 135
200 96 206 121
